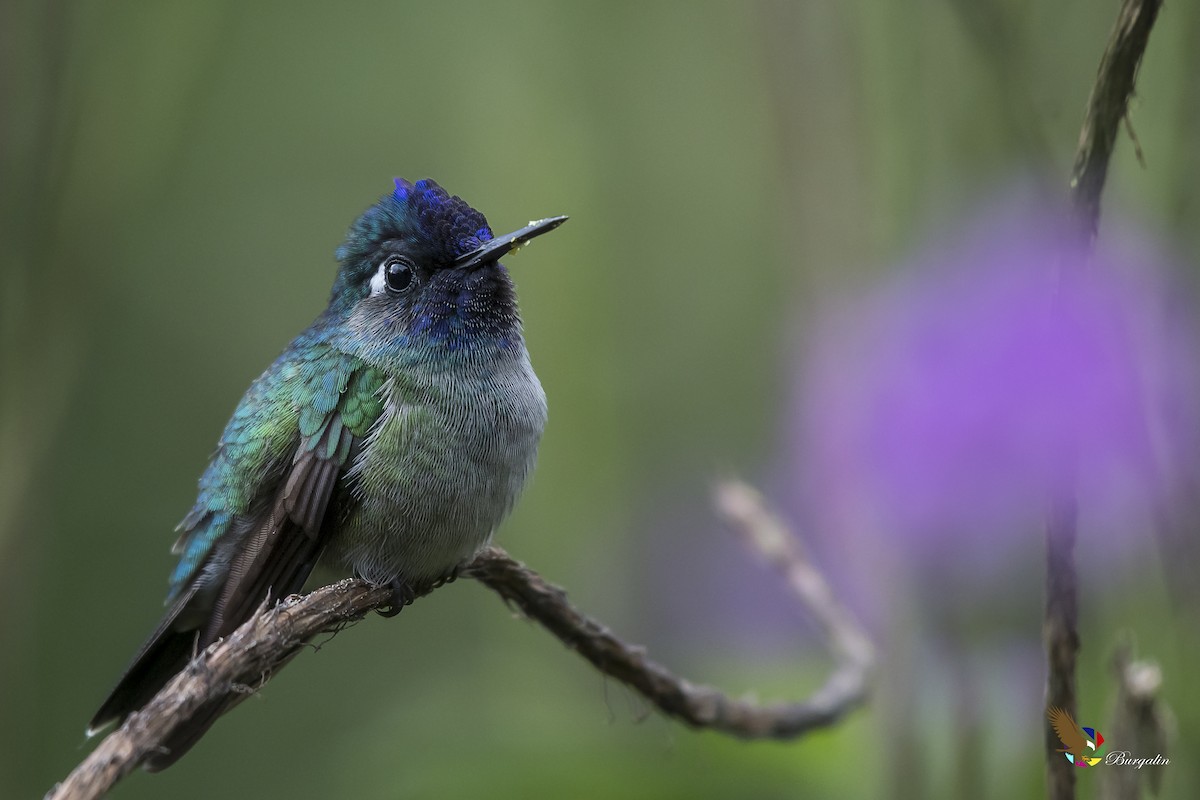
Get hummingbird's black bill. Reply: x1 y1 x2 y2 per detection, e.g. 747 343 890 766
453 215 568 270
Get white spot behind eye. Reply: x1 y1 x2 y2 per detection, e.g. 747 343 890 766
369 263 387 296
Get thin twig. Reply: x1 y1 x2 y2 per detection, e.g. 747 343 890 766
713 481 874 697
1068 0 1163 240
50 509 872 800
465 486 874 739
1046 2 1163 799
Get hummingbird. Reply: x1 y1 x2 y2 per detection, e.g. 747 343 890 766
89 178 565 770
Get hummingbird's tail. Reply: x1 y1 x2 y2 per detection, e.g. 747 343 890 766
90 414 354 768
88 583 205 735
89 489 333 769
88 590 242 770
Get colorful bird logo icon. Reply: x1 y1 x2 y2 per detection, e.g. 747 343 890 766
1048 706 1105 767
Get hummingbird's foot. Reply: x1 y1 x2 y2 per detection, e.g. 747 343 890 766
428 565 461 590
376 577 417 618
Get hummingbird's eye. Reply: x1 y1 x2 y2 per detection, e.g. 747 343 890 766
383 257 415 294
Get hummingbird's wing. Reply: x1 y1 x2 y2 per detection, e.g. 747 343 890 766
90 344 384 761
1048 705 1089 757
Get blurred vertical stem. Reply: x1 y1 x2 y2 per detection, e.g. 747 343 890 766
0 0 77 556
0 0 79 789
1044 486 1080 800
1047 1 1163 799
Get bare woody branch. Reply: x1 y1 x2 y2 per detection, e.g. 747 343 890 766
48 491 873 800
46 580 394 800
1046 3 1163 800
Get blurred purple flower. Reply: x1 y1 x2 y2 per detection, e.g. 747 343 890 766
796 201 1199 559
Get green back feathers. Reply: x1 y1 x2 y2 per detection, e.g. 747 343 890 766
169 345 383 598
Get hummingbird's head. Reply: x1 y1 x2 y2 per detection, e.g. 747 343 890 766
331 178 565 357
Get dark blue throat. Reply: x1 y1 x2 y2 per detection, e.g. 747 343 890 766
408 263 521 351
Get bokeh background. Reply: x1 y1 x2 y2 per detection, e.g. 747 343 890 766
3 2 1199 798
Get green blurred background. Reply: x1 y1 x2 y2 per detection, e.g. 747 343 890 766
3 2 1198 798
